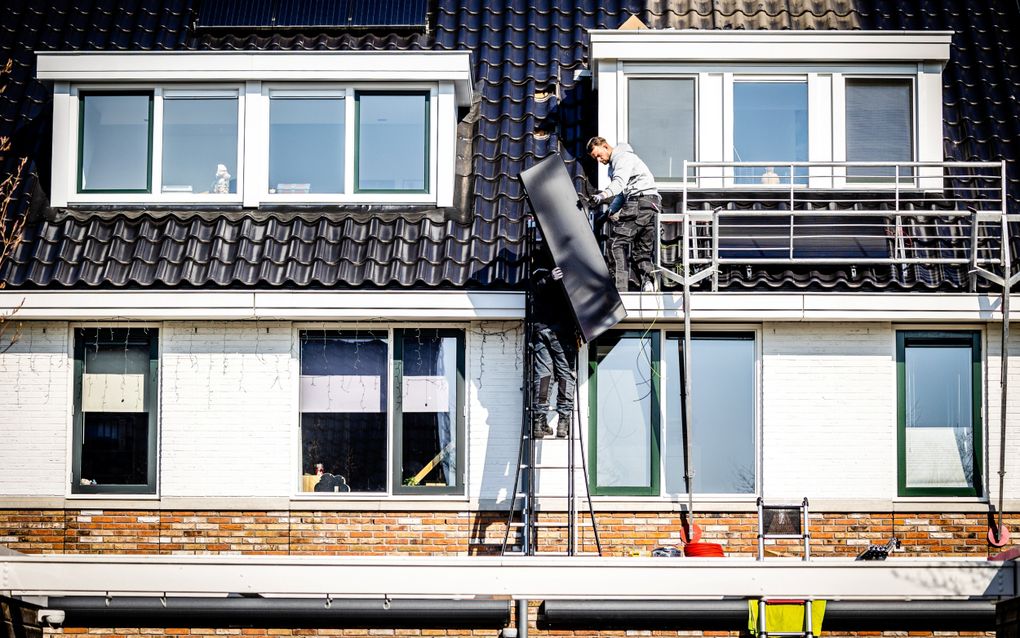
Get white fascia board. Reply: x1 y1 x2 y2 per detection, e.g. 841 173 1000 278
1 554 1014 600
0 291 524 321
620 293 1010 322
35 51 474 106
589 30 953 66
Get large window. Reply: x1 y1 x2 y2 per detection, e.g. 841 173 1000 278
78 89 238 198
162 93 239 194
298 328 464 496
663 333 756 494
356 92 429 192
733 80 809 185
79 93 152 192
589 331 659 495
72 328 158 494
897 331 982 497
589 329 757 497
269 95 345 194
846 78 914 181
627 78 695 181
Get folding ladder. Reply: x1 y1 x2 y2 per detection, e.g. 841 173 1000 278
500 223 601 557
757 497 810 560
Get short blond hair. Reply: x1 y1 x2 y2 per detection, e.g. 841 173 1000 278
586 136 608 153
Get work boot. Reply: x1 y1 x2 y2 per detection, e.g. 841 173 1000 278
555 412 570 438
532 413 553 438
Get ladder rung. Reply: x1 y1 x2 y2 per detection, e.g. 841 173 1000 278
521 463 579 470
761 534 807 540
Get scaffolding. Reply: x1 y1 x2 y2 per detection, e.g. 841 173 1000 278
657 160 1012 532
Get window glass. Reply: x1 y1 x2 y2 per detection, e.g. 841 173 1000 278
664 334 755 494
300 330 387 493
846 79 913 180
628 78 695 180
902 336 978 492
162 96 239 194
74 328 157 492
357 92 428 192
80 94 151 191
591 332 656 492
733 82 808 185
397 330 461 491
270 97 345 194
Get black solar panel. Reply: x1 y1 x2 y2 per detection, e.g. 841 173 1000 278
348 0 428 28
197 0 275 28
275 0 352 28
196 0 428 29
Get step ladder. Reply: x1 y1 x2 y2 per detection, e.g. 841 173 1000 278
500 406 602 556
500 223 601 557
757 497 810 560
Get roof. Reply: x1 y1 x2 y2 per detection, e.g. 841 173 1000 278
1 0 1018 291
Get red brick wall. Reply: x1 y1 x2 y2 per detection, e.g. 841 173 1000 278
1 510 1014 557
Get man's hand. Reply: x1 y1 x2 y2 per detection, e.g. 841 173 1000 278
551 267 564 281
579 193 602 209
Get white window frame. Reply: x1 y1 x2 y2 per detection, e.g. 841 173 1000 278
621 73 699 183
292 323 469 500
260 83 439 205
66 84 245 205
578 323 762 502
66 321 163 500
591 30 951 192
40 51 471 208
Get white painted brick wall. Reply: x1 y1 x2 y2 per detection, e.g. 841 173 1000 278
467 321 524 504
0 322 71 496
159 322 294 497
981 326 1020 502
762 322 896 500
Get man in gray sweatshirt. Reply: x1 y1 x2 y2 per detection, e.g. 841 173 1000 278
585 136 660 292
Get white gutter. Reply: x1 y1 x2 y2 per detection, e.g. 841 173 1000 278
0 555 1014 600
0 291 525 321
1 291 1014 323
621 292 1012 322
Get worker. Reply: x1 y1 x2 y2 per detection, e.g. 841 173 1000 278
530 244 578 439
584 136 661 292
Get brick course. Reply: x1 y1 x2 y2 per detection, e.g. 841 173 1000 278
2 510 1014 557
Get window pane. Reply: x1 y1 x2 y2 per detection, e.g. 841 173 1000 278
904 343 975 489
846 79 913 180
80 94 151 191
162 97 239 194
300 331 387 493
81 413 149 485
664 335 756 494
75 328 154 489
733 82 808 185
357 93 428 191
593 333 654 489
628 79 695 180
399 332 459 489
270 98 345 194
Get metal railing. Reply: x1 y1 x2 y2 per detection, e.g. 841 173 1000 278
656 161 1011 291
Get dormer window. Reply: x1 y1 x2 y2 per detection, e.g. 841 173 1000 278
590 30 951 189
38 51 472 207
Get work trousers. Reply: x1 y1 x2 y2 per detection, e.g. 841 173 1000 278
532 326 577 419
607 195 659 292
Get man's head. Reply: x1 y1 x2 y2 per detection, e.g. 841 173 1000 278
586 136 612 164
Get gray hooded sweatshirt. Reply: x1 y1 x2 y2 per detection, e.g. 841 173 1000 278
597 143 658 201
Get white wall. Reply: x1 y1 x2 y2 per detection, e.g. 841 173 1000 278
3 319 1018 505
467 322 524 505
981 325 1020 504
159 322 295 497
0 322 71 496
761 322 896 500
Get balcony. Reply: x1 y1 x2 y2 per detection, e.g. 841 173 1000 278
655 161 1010 293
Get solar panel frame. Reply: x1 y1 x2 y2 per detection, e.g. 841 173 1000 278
195 0 428 30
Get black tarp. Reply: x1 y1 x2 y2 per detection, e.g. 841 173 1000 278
519 154 626 343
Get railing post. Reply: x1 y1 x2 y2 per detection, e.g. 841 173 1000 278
789 163 795 259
